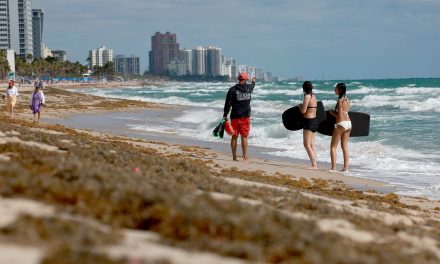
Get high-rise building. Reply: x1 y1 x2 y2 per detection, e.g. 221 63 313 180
0 0 33 58
149 31 179 75
167 59 186 76
32 8 44 59
52 50 67 62
205 46 222 76
114 55 140 76
223 58 237 79
179 48 192 75
192 47 205 75
18 0 33 58
89 46 113 68
0 0 18 51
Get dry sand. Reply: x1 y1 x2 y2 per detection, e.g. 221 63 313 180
0 82 439 263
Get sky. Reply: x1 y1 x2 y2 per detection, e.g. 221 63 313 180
34 0 440 80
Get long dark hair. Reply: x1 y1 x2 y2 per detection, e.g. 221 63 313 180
336 83 346 99
302 81 313 95
334 83 347 111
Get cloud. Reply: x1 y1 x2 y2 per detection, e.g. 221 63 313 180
33 0 440 79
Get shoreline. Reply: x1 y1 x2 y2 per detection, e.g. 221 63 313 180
0 82 439 263
47 107 391 194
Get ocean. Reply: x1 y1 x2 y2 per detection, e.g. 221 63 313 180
75 78 440 200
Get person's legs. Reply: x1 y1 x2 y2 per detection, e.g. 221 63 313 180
330 128 343 170
236 117 250 161
241 136 248 161
231 136 238 161
311 131 318 167
7 100 12 118
37 112 41 123
230 118 240 161
340 129 351 171
9 96 16 118
303 130 318 169
33 113 36 122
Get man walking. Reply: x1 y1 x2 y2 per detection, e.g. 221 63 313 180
223 72 256 161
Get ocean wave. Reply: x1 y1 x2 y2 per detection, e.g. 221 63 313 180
395 183 440 200
251 123 289 139
313 89 334 94
394 87 440 95
252 100 291 114
352 95 440 112
174 109 220 125
348 86 381 95
126 124 179 134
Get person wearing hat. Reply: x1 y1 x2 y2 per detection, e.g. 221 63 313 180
223 72 256 161
4 80 19 118
29 83 46 123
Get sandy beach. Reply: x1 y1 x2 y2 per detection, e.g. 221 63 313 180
0 81 439 263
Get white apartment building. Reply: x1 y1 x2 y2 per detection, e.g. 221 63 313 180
167 58 186 76
179 48 192 75
0 0 33 58
18 0 33 57
89 46 113 68
114 55 140 76
192 47 205 75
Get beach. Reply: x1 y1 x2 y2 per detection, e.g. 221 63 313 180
0 81 439 263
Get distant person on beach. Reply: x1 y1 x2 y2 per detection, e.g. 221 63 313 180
299 81 319 169
223 72 256 161
330 83 352 172
29 83 46 123
4 80 19 118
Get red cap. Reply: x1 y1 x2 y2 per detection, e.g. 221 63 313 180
237 72 249 81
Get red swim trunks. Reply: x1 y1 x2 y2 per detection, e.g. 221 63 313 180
231 117 250 138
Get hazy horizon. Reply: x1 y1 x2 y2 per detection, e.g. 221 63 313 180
34 0 440 80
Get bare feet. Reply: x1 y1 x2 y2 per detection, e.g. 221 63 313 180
308 166 319 170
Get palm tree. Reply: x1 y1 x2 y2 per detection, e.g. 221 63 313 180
0 50 10 80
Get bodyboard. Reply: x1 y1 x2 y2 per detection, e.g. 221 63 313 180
282 101 325 131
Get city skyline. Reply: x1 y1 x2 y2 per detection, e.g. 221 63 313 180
149 32 274 81
34 0 440 80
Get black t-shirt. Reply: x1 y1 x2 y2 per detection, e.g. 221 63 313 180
223 82 255 120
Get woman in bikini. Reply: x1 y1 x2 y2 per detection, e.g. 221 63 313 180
330 83 352 172
299 81 319 169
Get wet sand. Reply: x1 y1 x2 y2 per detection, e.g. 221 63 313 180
0 83 439 263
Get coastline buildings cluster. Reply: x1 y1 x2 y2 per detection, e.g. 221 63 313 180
149 32 277 82
88 46 140 76
0 2 273 80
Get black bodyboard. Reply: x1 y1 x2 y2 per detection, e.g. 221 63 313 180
282 101 325 131
317 111 370 137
